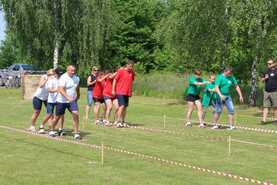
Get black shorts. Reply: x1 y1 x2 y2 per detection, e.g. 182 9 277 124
56 101 79 116
117 95 129 107
46 103 56 115
186 94 200 102
93 97 105 104
33 97 47 111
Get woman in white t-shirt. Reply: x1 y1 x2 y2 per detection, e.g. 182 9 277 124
27 70 49 132
38 69 66 134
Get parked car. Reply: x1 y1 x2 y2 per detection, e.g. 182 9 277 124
0 64 46 88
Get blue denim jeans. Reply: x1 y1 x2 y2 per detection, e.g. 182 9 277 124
214 96 234 115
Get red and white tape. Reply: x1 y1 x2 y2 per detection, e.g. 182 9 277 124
188 119 277 134
0 125 274 185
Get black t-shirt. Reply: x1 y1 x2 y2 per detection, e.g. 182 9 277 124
263 69 277 92
87 74 97 91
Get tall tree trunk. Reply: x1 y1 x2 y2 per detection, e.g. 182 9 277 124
53 0 59 69
221 5 229 69
53 40 59 69
249 15 264 106
249 55 258 106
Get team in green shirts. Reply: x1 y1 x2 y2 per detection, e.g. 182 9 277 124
185 67 244 130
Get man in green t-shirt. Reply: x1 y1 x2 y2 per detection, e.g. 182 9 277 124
202 74 220 125
185 69 208 128
214 67 244 130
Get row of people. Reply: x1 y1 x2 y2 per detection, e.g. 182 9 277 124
28 60 135 139
185 59 277 129
85 61 135 127
28 66 81 139
185 67 243 130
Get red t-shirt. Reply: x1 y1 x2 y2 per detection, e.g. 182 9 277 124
115 68 135 97
93 78 104 99
103 76 115 98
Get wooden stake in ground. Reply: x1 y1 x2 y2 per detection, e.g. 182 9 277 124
83 118 88 129
101 142 104 166
228 135 232 156
163 114 166 129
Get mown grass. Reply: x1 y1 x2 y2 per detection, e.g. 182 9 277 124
0 88 276 185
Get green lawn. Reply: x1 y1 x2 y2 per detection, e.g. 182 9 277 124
0 88 276 185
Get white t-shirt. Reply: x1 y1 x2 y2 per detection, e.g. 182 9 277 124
56 73 80 103
33 75 48 101
46 77 59 103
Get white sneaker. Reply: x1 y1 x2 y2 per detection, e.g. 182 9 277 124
27 126 36 132
227 125 235 130
199 124 205 128
73 133 81 140
123 122 130 128
211 125 220 129
38 128 45 134
103 120 110 126
185 122 192 127
116 122 124 128
48 130 58 137
95 120 103 125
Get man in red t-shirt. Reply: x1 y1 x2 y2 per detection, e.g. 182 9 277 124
112 59 135 128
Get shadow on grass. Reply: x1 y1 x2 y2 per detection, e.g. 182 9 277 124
126 122 144 127
261 120 277 125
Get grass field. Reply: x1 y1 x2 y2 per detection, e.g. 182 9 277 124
0 88 276 185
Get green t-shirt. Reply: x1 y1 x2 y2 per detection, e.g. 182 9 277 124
202 82 220 107
186 75 205 96
215 74 238 96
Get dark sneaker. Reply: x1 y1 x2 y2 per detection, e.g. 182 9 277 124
58 129 66 136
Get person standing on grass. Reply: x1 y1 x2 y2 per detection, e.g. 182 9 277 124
27 70 49 132
93 71 106 125
103 70 118 126
112 59 135 128
49 65 81 140
261 59 277 124
84 66 98 121
185 69 208 128
201 73 221 128
214 67 244 130
38 68 64 135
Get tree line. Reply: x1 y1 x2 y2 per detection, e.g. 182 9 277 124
0 0 276 104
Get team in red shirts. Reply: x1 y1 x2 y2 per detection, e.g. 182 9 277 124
91 59 135 127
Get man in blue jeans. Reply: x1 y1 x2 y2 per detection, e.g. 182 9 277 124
214 67 244 130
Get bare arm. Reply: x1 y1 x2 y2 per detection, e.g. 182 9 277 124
112 78 117 96
76 85 80 100
215 86 224 100
47 87 58 93
38 75 48 88
58 86 73 102
235 85 244 103
87 76 97 86
98 74 110 82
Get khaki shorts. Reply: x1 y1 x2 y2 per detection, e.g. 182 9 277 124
263 91 277 108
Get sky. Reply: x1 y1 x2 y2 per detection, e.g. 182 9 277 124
0 9 6 42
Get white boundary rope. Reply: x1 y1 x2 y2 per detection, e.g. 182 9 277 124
129 126 277 151
0 125 274 185
160 115 277 134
